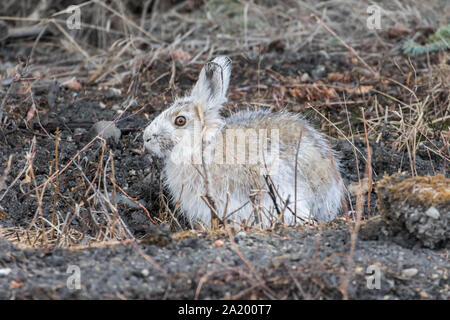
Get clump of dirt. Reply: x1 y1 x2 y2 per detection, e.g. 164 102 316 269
376 173 449 249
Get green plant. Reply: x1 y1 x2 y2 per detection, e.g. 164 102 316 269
403 24 450 56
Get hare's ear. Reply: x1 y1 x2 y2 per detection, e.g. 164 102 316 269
191 56 231 109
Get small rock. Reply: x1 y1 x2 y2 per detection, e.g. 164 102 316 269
65 79 82 91
312 65 326 79
425 207 440 219
235 231 246 240
105 88 122 98
74 127 86 136
354 266 364 274
386 279 395 290
213 240 224 247
318 50 330 60
88 120 121 143
0 268 12 276
300 73 311 82
141 269 150 277
402 268 418 278
109 193 143 209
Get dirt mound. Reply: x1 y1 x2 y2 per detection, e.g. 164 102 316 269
377 174 449 249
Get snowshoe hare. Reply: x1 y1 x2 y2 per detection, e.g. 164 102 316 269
143 56 344 228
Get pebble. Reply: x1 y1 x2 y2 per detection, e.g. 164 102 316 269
300 73 311 82
354 266 364 274
213 240 224 247
235 231 246 240
425 207 440 219
105 88 122 98
74 127 87 136
141 269 149 277
0 268 12 276
402 268 418 278
88 120 121 143
312 65 326 79
318 50 330 60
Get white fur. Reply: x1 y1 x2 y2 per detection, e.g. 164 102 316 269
143 56 344 228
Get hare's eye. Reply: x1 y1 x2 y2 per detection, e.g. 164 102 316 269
174 116 186 127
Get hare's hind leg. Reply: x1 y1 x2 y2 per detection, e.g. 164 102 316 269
310 177 344 222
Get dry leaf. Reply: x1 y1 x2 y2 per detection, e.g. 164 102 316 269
9 280 24 289
388 25 409 38
0 208 6 219
172 49 192 63
348 177 370 196
289 88 304 99
17 81 31 95
344 85 373 95
289 84 338 101
66 80 82 91
322 86 338 99
24 81 31 94
26 104 35 122
19 172 31 194
327 71 351 83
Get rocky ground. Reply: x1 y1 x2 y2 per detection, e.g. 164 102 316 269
0 218 448 300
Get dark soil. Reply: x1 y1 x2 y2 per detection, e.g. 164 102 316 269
0 218 448 300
